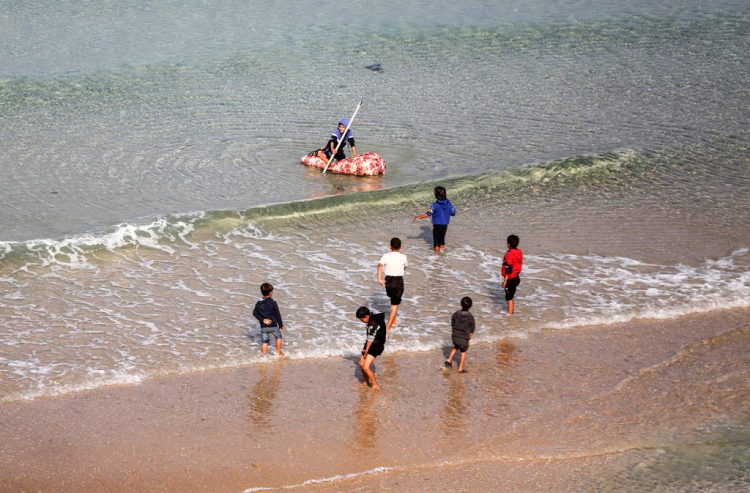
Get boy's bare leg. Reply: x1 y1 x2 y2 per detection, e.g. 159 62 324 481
507 299 515 315
261 343 268 354
458 352 467 372
387 305 399 331
275 338 285 357
358 356 371 386
446 348 457 364
362 355 379 390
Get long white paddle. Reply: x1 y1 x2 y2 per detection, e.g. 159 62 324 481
322 100 362 174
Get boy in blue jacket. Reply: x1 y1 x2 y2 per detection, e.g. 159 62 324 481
414 186 457 252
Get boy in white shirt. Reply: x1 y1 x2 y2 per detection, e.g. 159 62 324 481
377 237 408 331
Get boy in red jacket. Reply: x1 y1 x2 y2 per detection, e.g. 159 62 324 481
502 235 523 315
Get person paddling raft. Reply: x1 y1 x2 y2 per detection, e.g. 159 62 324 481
316 119 357 163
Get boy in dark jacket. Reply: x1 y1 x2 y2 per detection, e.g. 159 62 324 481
444 296 475 372
252 283 285 356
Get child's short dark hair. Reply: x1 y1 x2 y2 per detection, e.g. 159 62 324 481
356 306 371 319
260 282 273 296
434 186 447 201
507 234 520 249
390 237 401 250
461 296 473 311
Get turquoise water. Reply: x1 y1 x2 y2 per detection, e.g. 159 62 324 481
1 0 748 240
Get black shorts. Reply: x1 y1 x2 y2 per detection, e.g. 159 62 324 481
505 275 521 301
323 146 346 161
385 276 404 305
432 224 448 248
362 340 384 357
452 337 469 353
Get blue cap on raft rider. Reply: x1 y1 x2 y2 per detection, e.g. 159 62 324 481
316 119 357 163
334 119 353 141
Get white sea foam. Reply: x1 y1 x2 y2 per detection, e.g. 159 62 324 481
0 215 210 270
0 368 147 403
241 466 394 492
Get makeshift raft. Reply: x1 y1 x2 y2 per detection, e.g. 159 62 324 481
300 152 386 176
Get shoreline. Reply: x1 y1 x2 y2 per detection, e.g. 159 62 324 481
2 307 749 492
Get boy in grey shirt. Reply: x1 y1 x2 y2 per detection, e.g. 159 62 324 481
444 297 475 372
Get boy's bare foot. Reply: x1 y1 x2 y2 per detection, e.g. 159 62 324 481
370 384 380 391
458 369 467 373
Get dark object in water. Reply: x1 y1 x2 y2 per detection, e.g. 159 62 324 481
365 63 383 72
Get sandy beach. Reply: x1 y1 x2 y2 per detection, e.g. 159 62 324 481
2 307 748 492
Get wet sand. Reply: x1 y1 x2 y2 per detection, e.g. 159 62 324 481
1 307 749 492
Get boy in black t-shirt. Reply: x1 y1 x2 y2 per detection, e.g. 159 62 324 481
355 306 387 391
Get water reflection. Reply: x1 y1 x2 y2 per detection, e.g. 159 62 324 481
493 340 518 405
496 340 517 370
380 355 400 389
351 387 378 452
441 373 468 438
247 362 282 430
304 169 385 197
